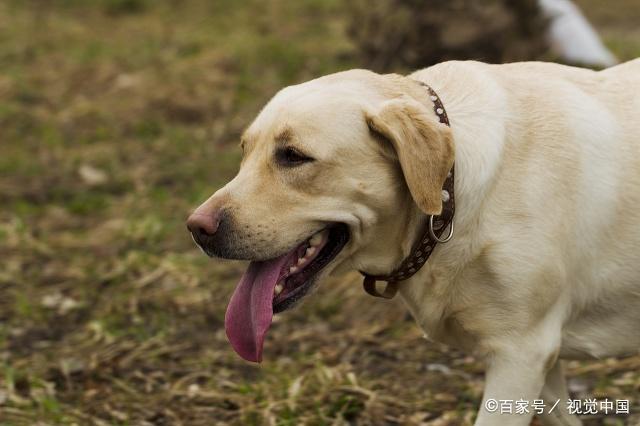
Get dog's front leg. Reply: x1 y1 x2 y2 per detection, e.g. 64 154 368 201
538 361 582 426
474 342 559 426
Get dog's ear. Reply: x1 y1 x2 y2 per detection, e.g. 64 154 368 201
365 97 454 215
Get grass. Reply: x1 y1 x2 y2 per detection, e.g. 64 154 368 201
0 0 639 425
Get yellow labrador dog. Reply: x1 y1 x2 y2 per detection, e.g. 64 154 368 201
187 59 640 426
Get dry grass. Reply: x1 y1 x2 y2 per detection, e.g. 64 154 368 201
0 1 639 425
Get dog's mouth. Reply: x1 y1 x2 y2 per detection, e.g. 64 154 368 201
224 224 349 363
272 224 350 313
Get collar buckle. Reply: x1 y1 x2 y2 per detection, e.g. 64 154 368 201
428 214 454 243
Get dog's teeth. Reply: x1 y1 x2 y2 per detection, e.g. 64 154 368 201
297 257 305 266
309 233 323 247
274 283 283 295
289 266 298 273
306 247 316 257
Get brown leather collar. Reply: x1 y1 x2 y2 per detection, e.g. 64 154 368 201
360 82 455 299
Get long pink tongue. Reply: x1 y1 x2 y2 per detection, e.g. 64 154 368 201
224 254 290 362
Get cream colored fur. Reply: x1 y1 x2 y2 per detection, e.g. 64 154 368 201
198 59 640 425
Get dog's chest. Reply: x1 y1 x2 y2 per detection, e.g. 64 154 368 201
399 273 480 352
417 302 476 350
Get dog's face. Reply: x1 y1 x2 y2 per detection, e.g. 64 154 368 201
187 70 453 361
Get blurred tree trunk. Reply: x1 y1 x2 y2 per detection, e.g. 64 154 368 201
347 0 549 72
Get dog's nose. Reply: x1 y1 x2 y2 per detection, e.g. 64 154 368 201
186 210 221 239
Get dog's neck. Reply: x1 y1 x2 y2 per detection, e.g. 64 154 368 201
353 65 506 294
361 81 456 298
397 63 508 313
410 64 507 244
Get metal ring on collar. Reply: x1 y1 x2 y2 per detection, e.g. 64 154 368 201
428 215 454 243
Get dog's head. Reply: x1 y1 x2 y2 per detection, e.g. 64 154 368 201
187 70 454 361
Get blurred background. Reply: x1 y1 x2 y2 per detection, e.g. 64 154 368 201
0 0 639 424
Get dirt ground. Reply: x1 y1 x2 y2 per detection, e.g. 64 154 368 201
0 0 639 425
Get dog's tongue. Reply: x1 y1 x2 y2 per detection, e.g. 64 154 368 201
224 254 290 363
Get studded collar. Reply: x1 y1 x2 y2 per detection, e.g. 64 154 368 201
360 82 455 299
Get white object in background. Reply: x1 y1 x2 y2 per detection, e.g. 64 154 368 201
538 0 618 68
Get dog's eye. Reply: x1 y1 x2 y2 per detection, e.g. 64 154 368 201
276 147 314 166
